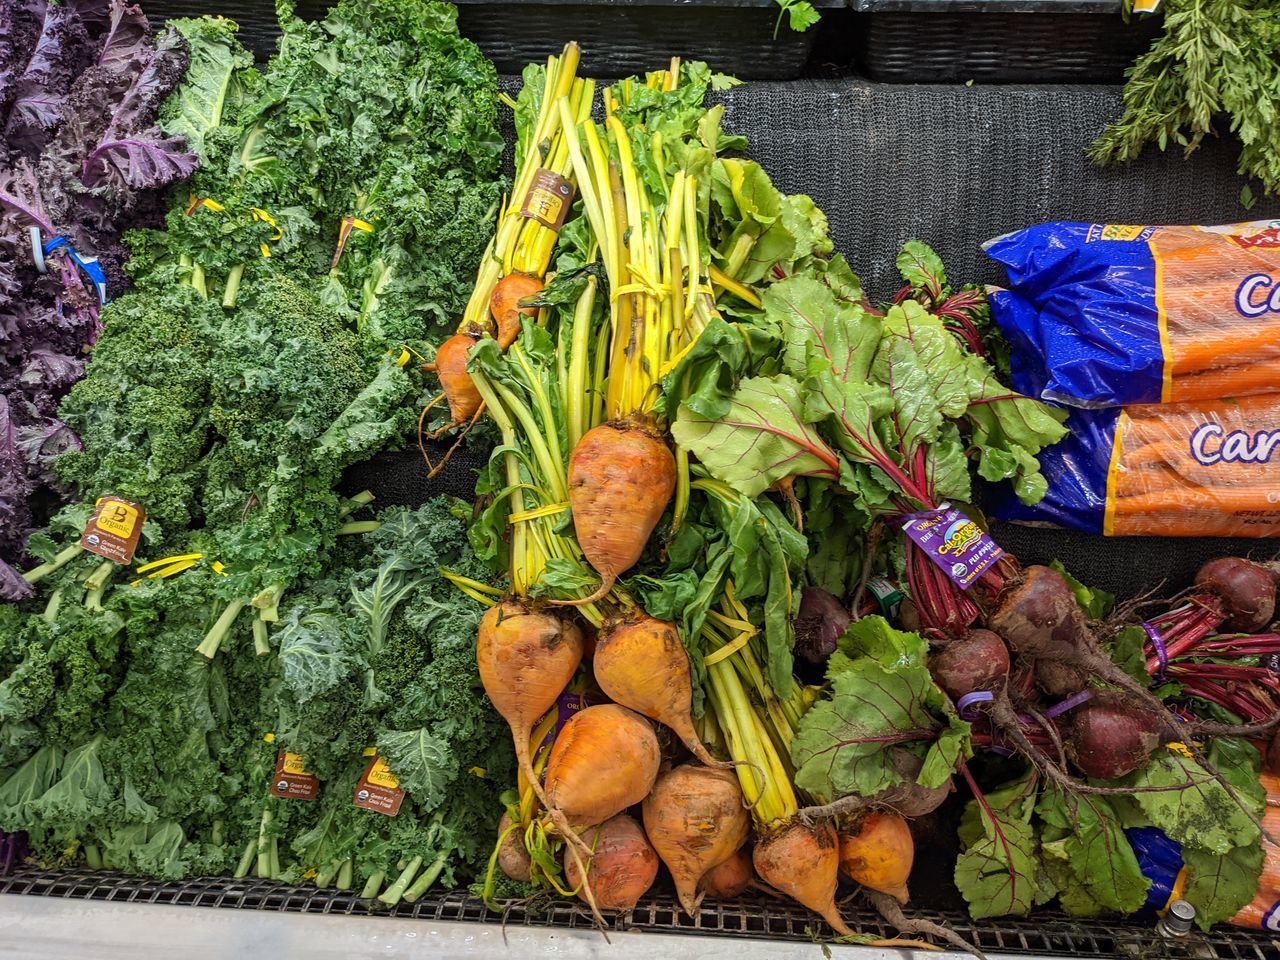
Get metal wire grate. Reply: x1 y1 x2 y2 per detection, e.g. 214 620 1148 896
2 867 1277 958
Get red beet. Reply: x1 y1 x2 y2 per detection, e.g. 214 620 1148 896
929 630 1010 701
1268 731 1280 775
1064 693 1167 781
989 566 1092 664
990 566 1159 708
869 748 953 817
1035 659 1091 699
1195 558 1276 633
796 587 851 665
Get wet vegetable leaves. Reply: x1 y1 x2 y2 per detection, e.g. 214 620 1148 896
1036 788 1150 916
1114 745 1261 855
790 617 969 801
955 772 1044 919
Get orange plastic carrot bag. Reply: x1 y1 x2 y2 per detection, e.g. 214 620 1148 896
994 394 1280 537
985 220 1280 408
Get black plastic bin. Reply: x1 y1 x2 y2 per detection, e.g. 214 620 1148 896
849 0 1164 84
142 0 845 78
453 0 845 79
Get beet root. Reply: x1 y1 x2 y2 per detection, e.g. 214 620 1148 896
929 630 1010 702
1034 659 1091 699
1064 692 1168 781
1195 557 1277 632
497 811 531 882
795 748 952 822
795 587 851 666
990 565 1170 712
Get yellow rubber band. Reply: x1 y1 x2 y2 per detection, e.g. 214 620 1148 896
146 558 199 579
508 502 569 523
135 553 203 574
703 630 752 666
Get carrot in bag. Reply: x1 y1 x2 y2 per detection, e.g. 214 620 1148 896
986 219 1280 408
994 393 1280 537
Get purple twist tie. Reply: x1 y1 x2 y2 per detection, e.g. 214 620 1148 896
957 690 994 720
1043 689 1093 720
989 745 1016 758
1142 621 1168 681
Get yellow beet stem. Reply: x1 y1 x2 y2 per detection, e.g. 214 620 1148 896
565 276 598 450
671 445 691 534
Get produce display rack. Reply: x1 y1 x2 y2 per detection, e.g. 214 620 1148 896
6 2 1280 958
3 866 1278 959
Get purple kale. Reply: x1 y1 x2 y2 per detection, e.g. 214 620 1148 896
78 28 196 194
0 0 198 582
1 0 96 154
0 395 35 600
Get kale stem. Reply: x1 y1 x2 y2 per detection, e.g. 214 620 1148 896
252 617 270 656
315 859 340 889
83 560 115 610
251 583 285 622
336 858 354 891
84 844 102 870
222 263 244 309
360 870 385 899
339 491 375 517
212 820 224 847
234 838 256 879
337 520 380 536
197 599 246 659
377 855 423 907
402 856 447 903
22 543 85 585
255 806 273 878
42 588 63 624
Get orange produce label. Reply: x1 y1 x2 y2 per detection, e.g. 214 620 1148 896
80 496 145 564
270 751 319 801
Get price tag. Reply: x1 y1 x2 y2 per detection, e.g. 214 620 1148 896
519 169 574 232
353 752 405 817
270 751 319 800
80 496 145 564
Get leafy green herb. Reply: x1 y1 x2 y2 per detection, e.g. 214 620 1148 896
1091 0 1280 194
774 0 822 38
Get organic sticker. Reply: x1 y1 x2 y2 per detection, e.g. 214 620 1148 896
520 168 574 232
901 505 1004 590
80 496 145 564
353 751 405 817
270 751 320 800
